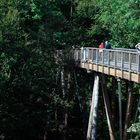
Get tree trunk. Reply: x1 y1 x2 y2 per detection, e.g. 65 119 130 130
74 70 82 111
61 68 68 140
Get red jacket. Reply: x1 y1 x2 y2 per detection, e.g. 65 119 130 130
99 43 104 48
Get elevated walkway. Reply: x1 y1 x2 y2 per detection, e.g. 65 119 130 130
73 48 140 83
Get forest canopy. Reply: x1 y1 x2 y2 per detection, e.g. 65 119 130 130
0 0 140 140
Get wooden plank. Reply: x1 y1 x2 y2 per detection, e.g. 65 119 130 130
80 62 85 68
85 63 89 70
89 64 93 70
138 74 140 83
104 67 109 74
95 64 98 71
131 73 138 83
98 66 103 73
77 62 140 83
110 68 115 76
92 64 95 71
122 71 129 80
116 70 122 78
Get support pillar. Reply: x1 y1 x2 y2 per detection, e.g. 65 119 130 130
117 78 122 140
123 82 133 140
111 77 116 124
101 76 115 140
87 75 99 140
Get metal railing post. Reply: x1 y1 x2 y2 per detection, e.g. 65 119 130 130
86 48 89 62
83 48 86 61
121 52 124 70
96 49 98 64
108 50 110 66
129 53 131 80
91 49 93 63
81 48 83 61
138 54 140 73
114 51 116 69
102 49 104 65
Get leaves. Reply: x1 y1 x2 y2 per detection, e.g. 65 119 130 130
1 0 140 139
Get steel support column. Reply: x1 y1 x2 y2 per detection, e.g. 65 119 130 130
87 75 99 140
117 78 122 140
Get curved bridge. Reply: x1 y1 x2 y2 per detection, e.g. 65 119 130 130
73 47 140 83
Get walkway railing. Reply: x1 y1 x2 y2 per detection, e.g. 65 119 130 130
73 47 140 74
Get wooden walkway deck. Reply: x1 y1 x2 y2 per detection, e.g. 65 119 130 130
72 48 140 83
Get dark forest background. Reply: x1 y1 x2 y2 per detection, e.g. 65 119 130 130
0 0 140 140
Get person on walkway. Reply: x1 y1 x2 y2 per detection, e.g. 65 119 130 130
99 42 105 61
71 45 75 49
104 41 111 61
105 41 111 49
135 43 140 53
99 42 105 49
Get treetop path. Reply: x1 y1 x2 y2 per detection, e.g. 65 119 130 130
72 47 140 83
70 47 140 140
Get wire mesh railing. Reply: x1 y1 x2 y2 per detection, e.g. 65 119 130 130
73 48 140 74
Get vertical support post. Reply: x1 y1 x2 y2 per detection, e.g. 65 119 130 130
129 53 131 81
121 52 124 78
138 54 140 73
108 50 110 66
84 48 86 62
72 49 74 60
96 49 98 64
114 51 116 76
91 49 93 63
108 50 110 75
75 49 77 61
89 48 91 62
96 49 99 71
78 49 80 61
73 50 76 61
123 82 133 140
101 76 115 140
121 52 123 69
130 95 140 139
87 75 99 140
86 48 89 62
81 47 83 61
92 49 95 63
102 49 104 64
102 50 104 73
137 54 140 82
117 78 122 140
77 49 79 61
111 77 116 124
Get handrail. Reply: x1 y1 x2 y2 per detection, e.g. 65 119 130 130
73 47 140 74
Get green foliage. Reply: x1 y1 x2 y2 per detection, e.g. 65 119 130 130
0 0 32 45
128 108 140 140
1 0 140 139
0 53 16 82
31 0 42 20
96 0 140 47
0 0 88 139
76 0 140 48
